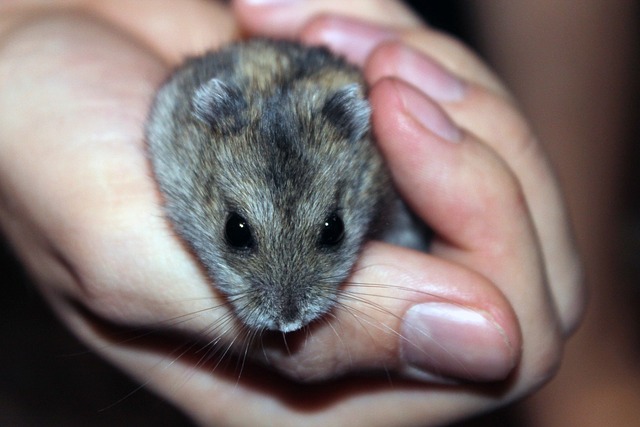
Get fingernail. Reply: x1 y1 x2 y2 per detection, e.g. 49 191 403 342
400 303 516 382
389 44 466 102
303 16 396 65
243 0 304 5
395 81 462 142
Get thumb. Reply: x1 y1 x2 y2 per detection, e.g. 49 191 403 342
232 0 422 38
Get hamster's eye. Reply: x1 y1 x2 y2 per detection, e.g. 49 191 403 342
225 212 255 250
319 212 344 247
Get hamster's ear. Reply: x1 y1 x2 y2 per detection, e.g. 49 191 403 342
192 78 247 132
322 83 371 142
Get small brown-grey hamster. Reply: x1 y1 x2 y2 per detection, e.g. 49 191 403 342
146 39 424 334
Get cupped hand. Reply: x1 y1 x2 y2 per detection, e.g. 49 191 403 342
0 1 584 426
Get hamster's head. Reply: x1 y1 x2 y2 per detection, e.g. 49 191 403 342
170 77 392 333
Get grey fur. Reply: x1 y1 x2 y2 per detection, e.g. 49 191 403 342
146 39 425 333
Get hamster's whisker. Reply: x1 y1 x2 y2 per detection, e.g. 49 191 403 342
341 280 463 305
169 302 264 381
321 311 353 367
336 286 485 371
330 300 383 348
208 325 245 375
303 323 313 349
334 300 414 349
76 301 230 362
280 331 292 358
258 332 272 366
233 327 259 385
332 285 441 351
338 289 404 320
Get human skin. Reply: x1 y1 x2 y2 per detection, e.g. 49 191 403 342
470 1 640 425
0 1 584 426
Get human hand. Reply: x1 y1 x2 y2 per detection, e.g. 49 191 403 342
232 0 585 422
0 1 584 426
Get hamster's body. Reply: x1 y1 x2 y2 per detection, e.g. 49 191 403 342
146 39 420 333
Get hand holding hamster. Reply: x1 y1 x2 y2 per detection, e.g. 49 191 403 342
0 2 584 427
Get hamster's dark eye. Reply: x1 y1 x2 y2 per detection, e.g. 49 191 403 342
225 212 254 250
319 212 344 247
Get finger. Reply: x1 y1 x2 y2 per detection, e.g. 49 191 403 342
0 12 215 325
366 41 584 335
76 0 239 65
63 266 517 427
300 15 507 94
303 14 583 335
256 243 521 383
370 78 563 385
301 15 399 65
232 0 423 39
0 0 240 66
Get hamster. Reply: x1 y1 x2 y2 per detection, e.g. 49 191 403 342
146 39 424 334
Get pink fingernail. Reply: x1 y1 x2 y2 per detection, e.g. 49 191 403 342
243 0 304 4
390 44 466 102
394 81 462 142
303 17 396 65
401 303 517 382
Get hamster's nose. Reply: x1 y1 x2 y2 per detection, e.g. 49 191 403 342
275 305 304 333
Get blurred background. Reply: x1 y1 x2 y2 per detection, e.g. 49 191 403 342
1 1 638 426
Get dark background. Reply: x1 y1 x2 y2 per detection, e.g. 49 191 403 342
1 1 638 426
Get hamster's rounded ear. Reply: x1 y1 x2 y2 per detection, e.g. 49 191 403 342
322 84 371 142
192 78 247 133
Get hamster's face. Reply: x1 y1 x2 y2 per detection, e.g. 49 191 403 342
186 81 389 332
208 190 361 333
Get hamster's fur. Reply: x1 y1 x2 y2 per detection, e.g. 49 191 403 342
146 39 421 333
